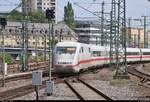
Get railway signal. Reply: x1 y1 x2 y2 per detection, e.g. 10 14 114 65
45 8 55 96
46 9 55 20
0 18 7 29
0 17 7 87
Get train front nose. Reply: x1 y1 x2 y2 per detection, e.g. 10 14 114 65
54 46 77 73
54 64 76 73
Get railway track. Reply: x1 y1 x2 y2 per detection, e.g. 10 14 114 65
64 78 113 100
0 80 47 100
7 61 49 74
127 65 150 96
0 69 49 84
127 65 150 82
0 63 149 100
0 77 65 100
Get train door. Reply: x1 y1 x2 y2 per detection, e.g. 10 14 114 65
78 46 84 70
139 49 142 62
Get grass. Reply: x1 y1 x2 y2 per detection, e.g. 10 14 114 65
110 79 130 86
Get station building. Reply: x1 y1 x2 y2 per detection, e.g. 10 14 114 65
0 21 77 49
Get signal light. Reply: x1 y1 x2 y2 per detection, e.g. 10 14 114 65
0 18 7 28
46 9 55 20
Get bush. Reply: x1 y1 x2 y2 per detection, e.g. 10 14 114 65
0 54 13 64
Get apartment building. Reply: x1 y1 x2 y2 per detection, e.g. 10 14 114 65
23 0 57 23
75 20 110 46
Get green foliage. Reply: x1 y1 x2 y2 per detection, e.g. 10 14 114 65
0 54 13 64
48 39 58 46
27 10 47 22
7 10 47 22
7 10 23 21
64 2 75 29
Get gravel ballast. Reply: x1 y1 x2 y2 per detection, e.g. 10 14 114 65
13 68 142 100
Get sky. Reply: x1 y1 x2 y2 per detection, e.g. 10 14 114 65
0 0 150 21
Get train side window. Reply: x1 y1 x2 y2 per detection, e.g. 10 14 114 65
126 52 139 55
92 51 101 57
143 52 150 55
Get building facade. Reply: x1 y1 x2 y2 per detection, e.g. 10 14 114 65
0 21 77 49
75 20 110 46
127 28 150 48
23 0 57 23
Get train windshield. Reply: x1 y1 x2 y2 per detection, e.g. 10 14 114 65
56 47 76 54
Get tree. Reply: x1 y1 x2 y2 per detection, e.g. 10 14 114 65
64 2 75 29
28 10 47 22
7 10 23 21
7 10 47 22
0 54 14 64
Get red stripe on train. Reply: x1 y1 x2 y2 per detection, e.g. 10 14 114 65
54 55 150 67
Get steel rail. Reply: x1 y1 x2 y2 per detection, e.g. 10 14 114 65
78 78 113 100
127 66 150 81
64 79 85 100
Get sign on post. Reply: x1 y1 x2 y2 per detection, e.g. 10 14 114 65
32 70 42 85
4 63 7 75
32 70 43 100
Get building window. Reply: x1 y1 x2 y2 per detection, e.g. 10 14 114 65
17 42 20 44
6 36 9 38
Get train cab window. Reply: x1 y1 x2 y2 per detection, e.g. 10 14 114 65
92 51 101 57
56 47 76 54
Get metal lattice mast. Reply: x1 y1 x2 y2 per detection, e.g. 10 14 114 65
114 0 128 79
101 1 105 46
138 28 141 48
142 16 148 48
110 0 117 65
110 0 128 79
128 18 132 47
21 0 28 71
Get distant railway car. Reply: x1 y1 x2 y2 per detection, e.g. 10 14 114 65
126 48 141 62
141 49 150 61
53 41 150 74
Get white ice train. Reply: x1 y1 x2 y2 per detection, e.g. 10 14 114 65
53 41 150 73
